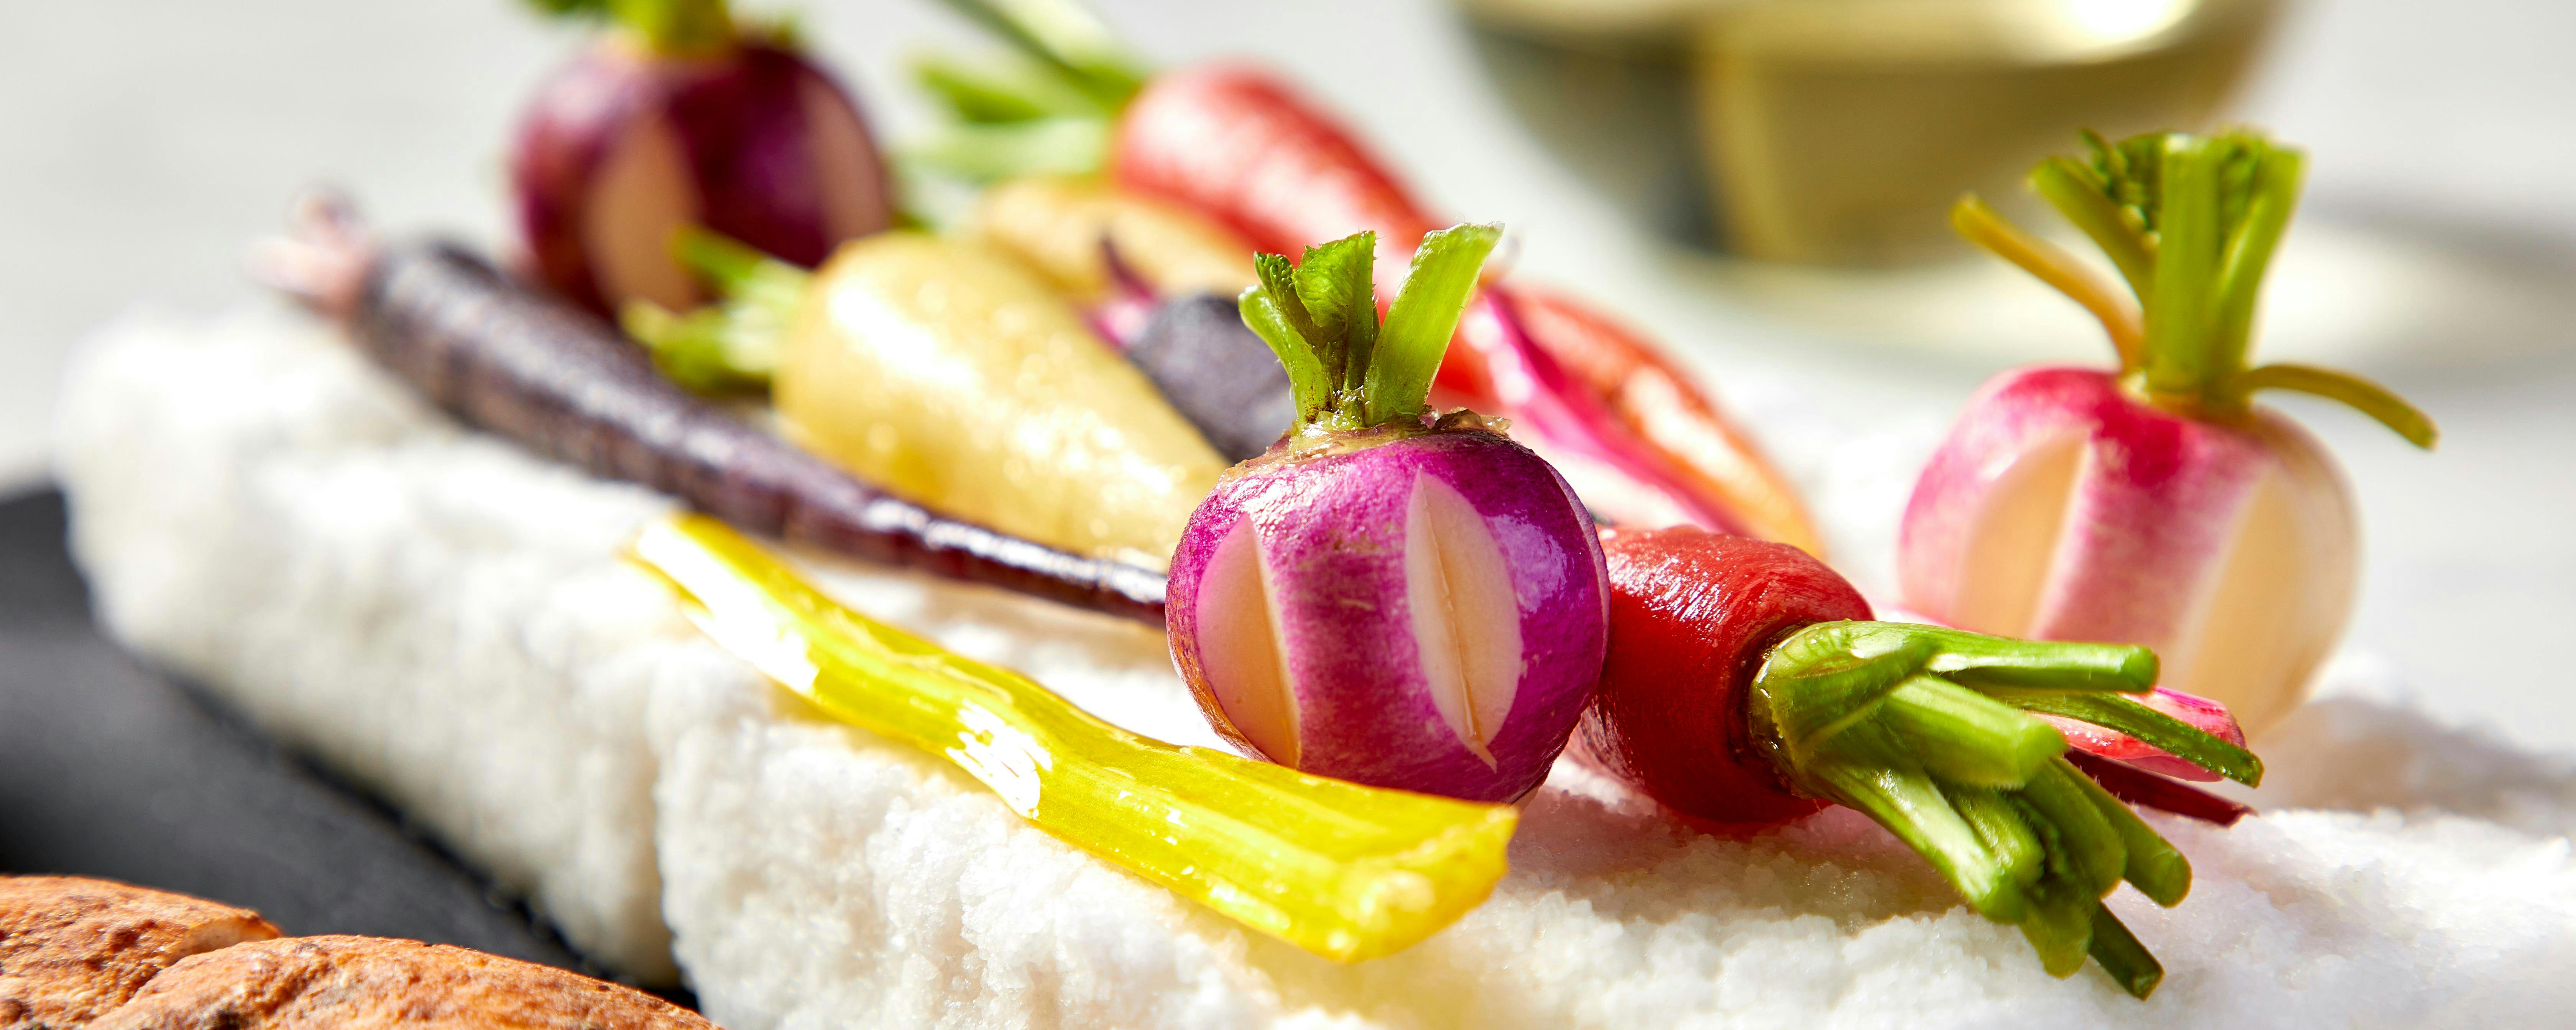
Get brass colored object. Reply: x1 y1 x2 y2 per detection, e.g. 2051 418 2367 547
1459 0 2284 265
1694 0 2284 264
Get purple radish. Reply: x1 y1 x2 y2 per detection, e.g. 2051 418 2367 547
1166 225 1611 802
511 0 892 318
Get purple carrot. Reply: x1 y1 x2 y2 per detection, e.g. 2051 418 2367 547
1122 292 1297 462
258 194 1166 624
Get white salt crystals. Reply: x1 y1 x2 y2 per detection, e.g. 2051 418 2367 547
54 308 2576 1027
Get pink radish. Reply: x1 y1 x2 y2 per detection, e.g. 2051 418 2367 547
510 0 893 317
1902 130 2435 738
1165 224 1610 803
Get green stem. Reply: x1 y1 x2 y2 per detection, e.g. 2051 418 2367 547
1950 196 2144 372
904 117 1110 184
2236 363 2439 449
2001 130 2436 443
928 0 1148 108
2210 147 2305 382
622 228 808 394
2015 870 2097 978
521 0 737 56
2011 694 2264 787
909 51 1109 122
1237 224 1500 440
1914 627 2157 693
1945 784 2045 890
1878 677 2065 788
2088 906 2166 999
1751 621 2261 997
2019 761 2126 897
1239 288 1332 426
2063 760 2192 906
1365 225 1502 425
1806 747 2026 923
2142 135 2227 400
2029 157 2156 302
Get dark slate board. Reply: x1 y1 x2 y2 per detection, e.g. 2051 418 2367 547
0 485 681 999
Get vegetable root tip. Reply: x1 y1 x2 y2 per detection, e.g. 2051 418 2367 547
253 187 375 322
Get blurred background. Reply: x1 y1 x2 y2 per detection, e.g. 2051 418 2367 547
1 0 2569 745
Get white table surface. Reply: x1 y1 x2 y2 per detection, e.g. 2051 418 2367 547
2 0 2569 749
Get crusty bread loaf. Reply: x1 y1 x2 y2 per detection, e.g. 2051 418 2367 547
87 936 714 1030
0 876 281 1030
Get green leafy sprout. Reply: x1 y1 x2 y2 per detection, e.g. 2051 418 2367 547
1952 129 2435 449
1235 224 1501 440
903 0 1149 185
1753 620 2263 998
620 228 810 395
522 0 739 55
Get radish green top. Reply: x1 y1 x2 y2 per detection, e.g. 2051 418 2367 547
906 0 1150 181
621 229 806 394
1237 224 1502 443
1954 130 2435 449
525 0 742 56
1752 620 2262 995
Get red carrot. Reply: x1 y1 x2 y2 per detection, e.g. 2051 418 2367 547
1471 287 1821 554
257 194 1166 624
916 0 1818 548
1112 63 1437 289
1581 526 2266 997
1109 64 1817 544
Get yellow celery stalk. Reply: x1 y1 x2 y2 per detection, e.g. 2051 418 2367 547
628 514 1518 962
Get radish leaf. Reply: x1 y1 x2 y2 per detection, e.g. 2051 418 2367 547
1367 223 1501 424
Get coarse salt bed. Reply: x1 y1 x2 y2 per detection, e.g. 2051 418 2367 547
52 306 2576 1028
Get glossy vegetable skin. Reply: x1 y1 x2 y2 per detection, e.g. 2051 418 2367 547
259 198 1166 623
1903 131 2435 736
1479 288 1822 553
1114 64 1438 289
914 5 1816 545
1575 530 1860 832
512 1 892 317
969 175 1256 308
631 514 1517 962
776 233 1230 567
1579 526 2266 995
1169 226 1610 803
1108 63 1817 547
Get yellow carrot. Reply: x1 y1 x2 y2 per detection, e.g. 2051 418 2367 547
776 232 1227 567
970 175 1256 303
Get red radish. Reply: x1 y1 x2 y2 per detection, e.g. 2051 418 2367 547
1166 225 1609 804
913 0 1818 549
1583 526 2265 997
511 0 893 318
1901 131 2436 738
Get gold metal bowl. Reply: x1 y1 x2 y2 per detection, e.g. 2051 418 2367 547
1462 0 2285 265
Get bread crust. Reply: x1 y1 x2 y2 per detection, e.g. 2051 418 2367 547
0 876 282 1030
89 936 715 1029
